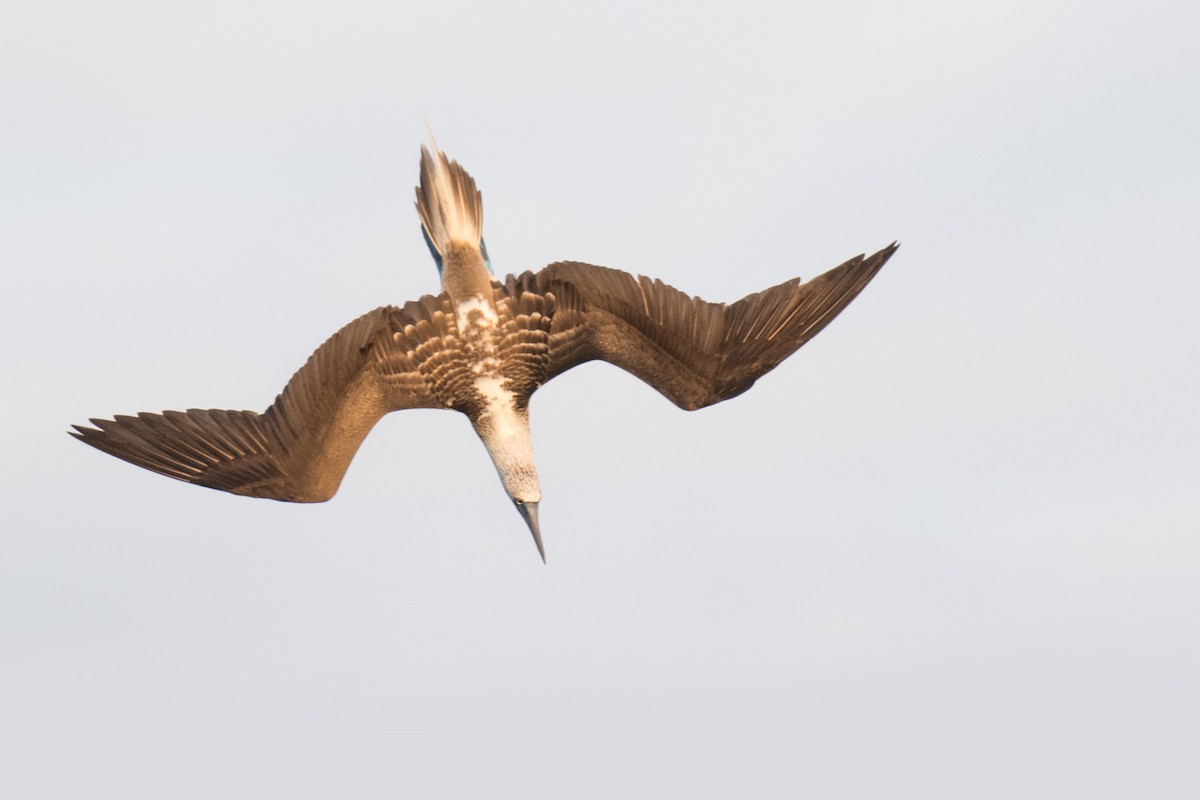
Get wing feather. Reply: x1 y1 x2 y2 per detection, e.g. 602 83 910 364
72 303 449 502
527 243 897 409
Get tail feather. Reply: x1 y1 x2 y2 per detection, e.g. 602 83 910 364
415 142 484 260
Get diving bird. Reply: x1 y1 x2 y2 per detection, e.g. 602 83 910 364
72 141 897 561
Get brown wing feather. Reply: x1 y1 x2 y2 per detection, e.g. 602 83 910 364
72 303 446 502
525 243 897 410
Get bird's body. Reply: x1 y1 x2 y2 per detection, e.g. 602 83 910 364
73 141 897 560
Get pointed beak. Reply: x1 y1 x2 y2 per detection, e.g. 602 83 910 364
516 501 545 563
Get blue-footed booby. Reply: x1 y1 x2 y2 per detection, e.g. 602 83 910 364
72 141 898 562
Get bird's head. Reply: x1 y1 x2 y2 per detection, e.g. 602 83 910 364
477 422 545 563
498 464 543 562
511 497 544 563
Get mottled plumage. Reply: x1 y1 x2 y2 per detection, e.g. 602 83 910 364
72 141 898 561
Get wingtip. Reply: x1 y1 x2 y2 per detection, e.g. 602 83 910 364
869 241 901 267
71 421 105 439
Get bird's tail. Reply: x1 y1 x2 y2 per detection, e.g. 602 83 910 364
415 140 484 272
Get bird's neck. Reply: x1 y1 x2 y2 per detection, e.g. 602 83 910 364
475 393 542 503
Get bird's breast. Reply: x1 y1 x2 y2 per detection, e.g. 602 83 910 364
391 288 558 417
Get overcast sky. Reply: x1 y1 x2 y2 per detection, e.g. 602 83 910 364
3 2 1198 798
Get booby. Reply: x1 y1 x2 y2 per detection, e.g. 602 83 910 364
72 141 897 562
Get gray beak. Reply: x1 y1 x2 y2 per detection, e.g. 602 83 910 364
515 501 545 563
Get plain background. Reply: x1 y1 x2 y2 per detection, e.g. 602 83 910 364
3 2 1198 797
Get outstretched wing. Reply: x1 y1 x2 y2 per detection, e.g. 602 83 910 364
72 299 453 502
522 243 897 410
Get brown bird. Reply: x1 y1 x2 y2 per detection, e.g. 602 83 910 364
72 141 897 561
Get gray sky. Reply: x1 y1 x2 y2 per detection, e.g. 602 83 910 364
3 1 1198 797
